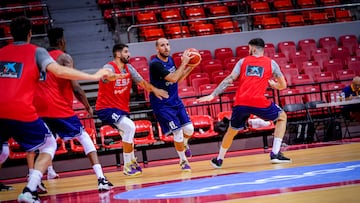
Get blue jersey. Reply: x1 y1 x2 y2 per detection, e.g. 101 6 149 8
149 56 182 109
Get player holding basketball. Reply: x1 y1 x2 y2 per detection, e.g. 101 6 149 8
96 43 168 176
29 27 113 192
197 38 291 168
0 16 116 203
149 38 200 172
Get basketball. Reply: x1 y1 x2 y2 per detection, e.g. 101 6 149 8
186 48 202 66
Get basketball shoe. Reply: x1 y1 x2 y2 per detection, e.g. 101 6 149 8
123 162 141 176
270 152 291 164
184 145 192 158
47 169 59 180
37 181 47 194
180 160 191 172
210 158 223 169
131 158 142 172
98 177 113 192
18 187 40 203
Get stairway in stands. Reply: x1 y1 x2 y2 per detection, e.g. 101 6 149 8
46 0 114 72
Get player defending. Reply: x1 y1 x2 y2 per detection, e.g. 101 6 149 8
197 38 291 168
0 16 116 203
149 38 200 172
96 43 168 176
30 27 113 192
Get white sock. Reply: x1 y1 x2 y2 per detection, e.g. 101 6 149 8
177 150 187 161
272 137 283 154
218 147 228 160
27 170 42 192
124 153 132 165
48 165 55 173
130 151 135 160
92 164 104 179
28 168 34 176
184 137 189 146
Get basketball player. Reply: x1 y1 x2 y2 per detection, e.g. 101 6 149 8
96 43 168 176
28 27 113 193
149 38 200 172
0 16 116 203
197 38 291 168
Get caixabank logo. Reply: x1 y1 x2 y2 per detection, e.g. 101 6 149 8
0 61 23 78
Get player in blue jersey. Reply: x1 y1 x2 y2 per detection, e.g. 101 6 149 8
149 38 200 172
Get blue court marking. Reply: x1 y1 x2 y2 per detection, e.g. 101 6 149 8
114 160 360 200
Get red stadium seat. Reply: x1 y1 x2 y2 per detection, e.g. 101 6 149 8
190 115 218 139
336 69 356 80
190 77 211 95
236 45 249 58
214 47 234 63
185 99 208 116
279 88 304 106
166 25 191 39
335 9 353 22
188 72 210 87
323 59 344 72
298 38 317 61
157 123 173 142
198 50 213 61
262 17 282 29
136 12 157 24
193 23 215 36
100 125 122 149
319 36 338 55
291 74 314 86
347 57 360 74
185 7 205 19
339 34 358 56
312 48 330 69
199 83 218 96
8 138 26 159
314 71 334 83
143 28 165 41
331 47 351 64
292 51 309 70
272 53 288 67
264 43 276 57
285 15 305 27
133 120 157 145
161 9 182 21
209 5 230 16
303 63 321 80
211 70 230 84
278 41 296 63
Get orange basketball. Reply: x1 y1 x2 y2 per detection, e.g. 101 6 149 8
186 48 202 66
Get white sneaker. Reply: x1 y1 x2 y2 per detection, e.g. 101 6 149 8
47 170 59 180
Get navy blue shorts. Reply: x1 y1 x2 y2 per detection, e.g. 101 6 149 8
154 104 192 135
231 103 283 130
0 118 53 152
96 108 129 126
42 116 83 141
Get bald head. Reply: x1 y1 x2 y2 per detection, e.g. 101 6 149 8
155 38 170 60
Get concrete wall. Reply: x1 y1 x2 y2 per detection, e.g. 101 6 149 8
128 21 360 60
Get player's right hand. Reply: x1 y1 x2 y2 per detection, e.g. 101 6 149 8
197 95 215 103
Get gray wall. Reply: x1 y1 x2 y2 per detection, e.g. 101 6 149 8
128 21 360 61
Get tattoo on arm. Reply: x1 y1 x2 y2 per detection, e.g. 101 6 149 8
212 75 234 97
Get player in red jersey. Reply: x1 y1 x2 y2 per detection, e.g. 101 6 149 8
198 38 291 168
96 43 168 176
0 17 116 203
27 27 113 193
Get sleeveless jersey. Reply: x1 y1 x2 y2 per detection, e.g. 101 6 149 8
33 50 75 118
149 56 182 109
95 62 132 113
0 44 40 121
233 55 273 108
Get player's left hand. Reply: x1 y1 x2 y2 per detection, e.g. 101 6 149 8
153 88 169 100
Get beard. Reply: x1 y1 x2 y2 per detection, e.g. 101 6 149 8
120 56 129 64
159 52 169 58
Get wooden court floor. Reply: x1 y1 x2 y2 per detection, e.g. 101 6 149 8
1 141 360 202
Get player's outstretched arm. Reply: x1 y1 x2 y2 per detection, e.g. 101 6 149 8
47 62 118 81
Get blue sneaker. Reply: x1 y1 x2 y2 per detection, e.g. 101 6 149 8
131 158 142 172
184 145 192 158
180 160 191 172
211 158 223 169
270 152 291 164
123 163 142 176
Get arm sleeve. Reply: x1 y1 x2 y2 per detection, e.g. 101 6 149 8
103 64 115 72
35 47 55 73
150 62 170 80
271 60 283 78
127 64 144 83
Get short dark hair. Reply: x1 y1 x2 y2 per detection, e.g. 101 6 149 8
10 16 32 41
248 38 265 48
47 27 64 47
112 43 128 57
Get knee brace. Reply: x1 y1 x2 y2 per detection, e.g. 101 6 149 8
115 117 135 144
0 144 9 164
173 129 184 143
182 124 194 136
38 135 56 159
77 130 96 155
